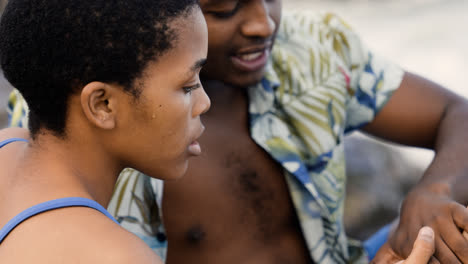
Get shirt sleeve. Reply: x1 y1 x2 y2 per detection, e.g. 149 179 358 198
270 12 404 154
322 13 405 133
108 169 168 259
7 89 29 128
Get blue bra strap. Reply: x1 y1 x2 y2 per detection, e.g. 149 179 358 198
0 138 28 148
0 197 119 243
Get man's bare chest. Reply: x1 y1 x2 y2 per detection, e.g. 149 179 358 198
164 118 297 234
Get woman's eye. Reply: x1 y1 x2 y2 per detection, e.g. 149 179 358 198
183 83 201 94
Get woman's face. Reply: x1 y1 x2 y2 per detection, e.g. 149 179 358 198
116 7 210 180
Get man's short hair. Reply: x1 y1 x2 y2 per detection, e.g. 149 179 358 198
0 0 198 137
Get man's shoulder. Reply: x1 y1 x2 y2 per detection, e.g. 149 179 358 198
278 11 354 40
272 10 358 68
266 11 358 93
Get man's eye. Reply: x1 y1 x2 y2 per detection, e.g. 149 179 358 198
183 83 201 94
208 4 240 19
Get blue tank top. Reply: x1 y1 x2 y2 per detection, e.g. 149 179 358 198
0 138 119 244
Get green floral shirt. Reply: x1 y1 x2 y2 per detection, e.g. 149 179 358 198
8 12 404 264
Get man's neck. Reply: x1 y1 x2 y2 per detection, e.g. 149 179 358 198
202 79 249 116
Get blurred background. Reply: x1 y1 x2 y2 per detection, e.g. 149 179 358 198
0 0 467 240
0 0 8 129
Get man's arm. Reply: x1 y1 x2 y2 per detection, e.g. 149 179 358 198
363 71 468 263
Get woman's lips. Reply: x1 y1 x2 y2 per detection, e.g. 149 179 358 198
188 125 204 156
188 140 202 156
231 48 269 72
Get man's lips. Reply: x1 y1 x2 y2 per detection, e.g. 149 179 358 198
235 42 272 55
231 48 270 72
230 43 272 72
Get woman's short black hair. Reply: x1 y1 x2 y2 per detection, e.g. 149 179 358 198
0 0 199 137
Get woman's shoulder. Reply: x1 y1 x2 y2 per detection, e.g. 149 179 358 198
49 207 162 264
0 127 29 143
1 205 162 264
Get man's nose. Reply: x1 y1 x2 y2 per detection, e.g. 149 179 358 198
240 1 276 39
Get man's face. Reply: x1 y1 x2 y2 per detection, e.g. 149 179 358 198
117 8 210 180
199 0 282 88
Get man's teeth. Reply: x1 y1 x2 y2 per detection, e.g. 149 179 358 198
239 51 263 61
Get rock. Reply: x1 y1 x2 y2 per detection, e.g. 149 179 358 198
343 132 432 239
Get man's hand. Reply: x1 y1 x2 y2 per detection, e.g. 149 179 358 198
388 185 468 263
372 226 435 264
361 66 468 263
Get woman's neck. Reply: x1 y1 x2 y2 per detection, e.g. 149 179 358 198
20 132 122 208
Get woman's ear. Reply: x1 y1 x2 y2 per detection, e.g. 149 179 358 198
80 82 118 130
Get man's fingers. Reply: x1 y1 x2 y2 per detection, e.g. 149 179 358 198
437 218 468 262
434 203 468 263
452 203 468 232
403 226 435 264
462 205 468 240
433 236 462 264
